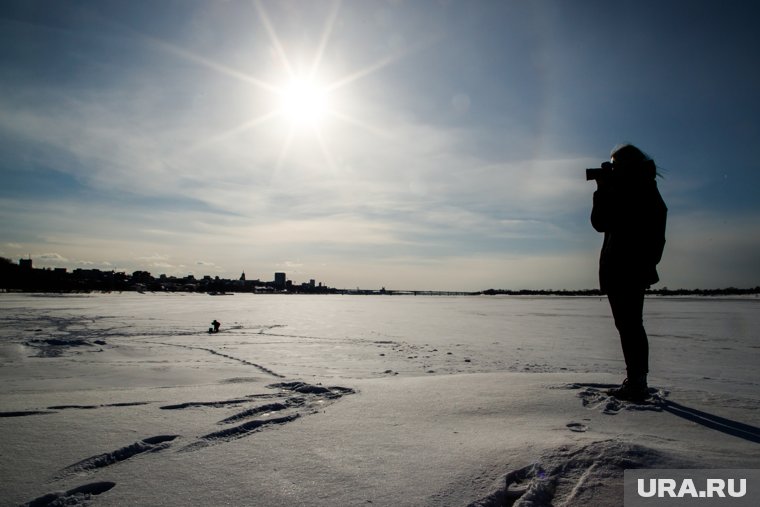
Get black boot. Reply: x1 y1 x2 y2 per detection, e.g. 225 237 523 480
607 375 649 402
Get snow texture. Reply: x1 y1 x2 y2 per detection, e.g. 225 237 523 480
1 293 758 506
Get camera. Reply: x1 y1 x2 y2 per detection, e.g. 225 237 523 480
586 161 613 181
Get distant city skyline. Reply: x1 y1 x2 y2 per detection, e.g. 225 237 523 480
2 255 341 293
6 255 326 288
5 255 756 295
2 1 760 291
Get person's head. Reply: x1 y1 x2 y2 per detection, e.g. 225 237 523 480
610 144 658 179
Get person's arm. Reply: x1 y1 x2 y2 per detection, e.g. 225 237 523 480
591 184 614 232
649 191 667 266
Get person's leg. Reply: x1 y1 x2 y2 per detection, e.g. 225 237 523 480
608 287 648 377
607 287 649 400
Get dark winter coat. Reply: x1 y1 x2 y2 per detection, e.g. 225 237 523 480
590 163 667 294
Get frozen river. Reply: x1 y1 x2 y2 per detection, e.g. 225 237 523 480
1 292 758 393
1 293 759 506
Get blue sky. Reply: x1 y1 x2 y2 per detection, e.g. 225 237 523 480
1 0 759 290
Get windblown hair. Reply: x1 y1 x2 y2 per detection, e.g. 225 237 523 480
611 144 662 178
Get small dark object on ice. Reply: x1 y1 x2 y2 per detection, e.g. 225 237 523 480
209 320 221 333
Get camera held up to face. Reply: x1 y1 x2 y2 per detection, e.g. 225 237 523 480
586 161 613 181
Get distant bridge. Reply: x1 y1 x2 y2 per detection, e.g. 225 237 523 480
336 289 481 296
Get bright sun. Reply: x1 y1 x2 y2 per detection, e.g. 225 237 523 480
279 78 329 127
187 1 406 168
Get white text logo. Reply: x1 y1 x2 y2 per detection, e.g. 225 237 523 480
637 478 746 498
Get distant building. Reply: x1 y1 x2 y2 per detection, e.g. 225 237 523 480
73 268 103 279
19 258 32 270
240 272 246 281
132 271 153 283
309 279 315 288
274 272 286 290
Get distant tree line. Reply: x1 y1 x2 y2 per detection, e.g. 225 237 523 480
481 288 603 296
481 287 760 296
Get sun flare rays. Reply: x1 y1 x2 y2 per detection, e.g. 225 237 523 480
161 0 417 174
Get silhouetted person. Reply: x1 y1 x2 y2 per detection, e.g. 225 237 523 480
211 320 221 333
590 144 667 402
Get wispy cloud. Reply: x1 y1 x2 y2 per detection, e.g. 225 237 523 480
36 252 68 263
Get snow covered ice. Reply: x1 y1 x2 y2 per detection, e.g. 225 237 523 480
1 292 759 506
